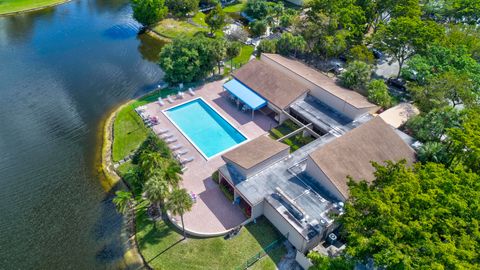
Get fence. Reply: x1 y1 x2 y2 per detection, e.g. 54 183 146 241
235 237 285 270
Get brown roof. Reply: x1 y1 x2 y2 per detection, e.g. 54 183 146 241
222 135 290 170
308 117 416 199
262 54 377 109
232 59 309 109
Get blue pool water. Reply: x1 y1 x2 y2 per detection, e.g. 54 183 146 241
166 98 247 158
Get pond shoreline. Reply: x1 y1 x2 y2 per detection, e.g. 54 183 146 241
0 0 72 16
99 99 150 269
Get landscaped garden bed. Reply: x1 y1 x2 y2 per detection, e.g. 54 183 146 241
269 120 315 152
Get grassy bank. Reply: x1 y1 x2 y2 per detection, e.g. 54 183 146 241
112 88 179 162
152 18 207 39
0 0 67 15
136 211 286 270
233 45 255 66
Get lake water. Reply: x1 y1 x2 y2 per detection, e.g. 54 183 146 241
0 0 165 268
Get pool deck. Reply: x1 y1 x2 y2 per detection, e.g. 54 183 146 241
142 80 277 235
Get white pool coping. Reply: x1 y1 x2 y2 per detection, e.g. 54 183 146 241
162 97 251 160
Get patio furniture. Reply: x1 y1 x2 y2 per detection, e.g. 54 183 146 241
167 95 174 103
160 133 173 139
165 137 177 144
175 149 189 156
170 144 183 150
180 156 194 164
158 98 164 106
177 91 184 99
155 128 169 134
241 104 249 112
188 88 195 96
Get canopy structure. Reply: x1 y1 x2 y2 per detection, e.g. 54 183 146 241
223 79 267 111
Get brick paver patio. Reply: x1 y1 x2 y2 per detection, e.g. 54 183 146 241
143 80 276 234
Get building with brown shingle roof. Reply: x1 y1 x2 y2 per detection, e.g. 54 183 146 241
306 117 416 200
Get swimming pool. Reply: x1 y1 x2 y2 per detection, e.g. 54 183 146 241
165 98 247 158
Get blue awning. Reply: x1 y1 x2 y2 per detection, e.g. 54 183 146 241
223 79 267 110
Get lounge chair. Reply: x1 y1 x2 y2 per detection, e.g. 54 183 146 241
175 149 189 156
167 95 174 103
177 91 184 99
155 128 169 134
165 137 177 144
180 156 194 164
158 98 164 106
160 133 173 139
170 144 183 150
188 88 195 96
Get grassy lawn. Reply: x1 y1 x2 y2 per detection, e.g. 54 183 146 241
0 0 66 14
223 0 247 13
136 211 286 270
152 18 207 39
232 45 255 66
192 12 208 27
112 104 150 162
270 120 315 152
112 88 180 162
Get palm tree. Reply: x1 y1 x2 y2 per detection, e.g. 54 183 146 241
165 188 193 239
417 141 448 164
160 159 182 188
139 151 164 178
113 190 134 215
143 174 170 207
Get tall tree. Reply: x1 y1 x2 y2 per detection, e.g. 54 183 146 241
166 0 199 17
130 0 168 26
205 3 225 36
339 61 372 91
113 190 134 215
144 174 170 207
165 188 194 239
244 0 269 20
373 17 443 78
411 71 477 112
402 45 480 86
158 37 218 84
405 107 463 143
342 161 480 269
276 33 306 57
226 41 241 68
139 152 165 178
447 108 480 173
367 79 393 108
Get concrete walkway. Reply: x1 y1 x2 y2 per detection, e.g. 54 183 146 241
143 80 277 235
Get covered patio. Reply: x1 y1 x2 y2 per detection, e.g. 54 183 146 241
223 79 267 119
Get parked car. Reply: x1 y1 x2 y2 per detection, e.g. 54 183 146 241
387 77 406 91
326 60 345 75
372 48 383 59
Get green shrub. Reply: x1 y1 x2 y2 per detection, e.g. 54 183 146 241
212 171 220 183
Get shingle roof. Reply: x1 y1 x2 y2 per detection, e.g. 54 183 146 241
222 135 290 170
262 54 378 109
232 59 309 109
308 117 416 198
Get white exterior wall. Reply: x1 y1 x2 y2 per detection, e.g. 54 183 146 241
264 200 307 252
295 250 314 270
250 201 264 219
305 157 346 202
